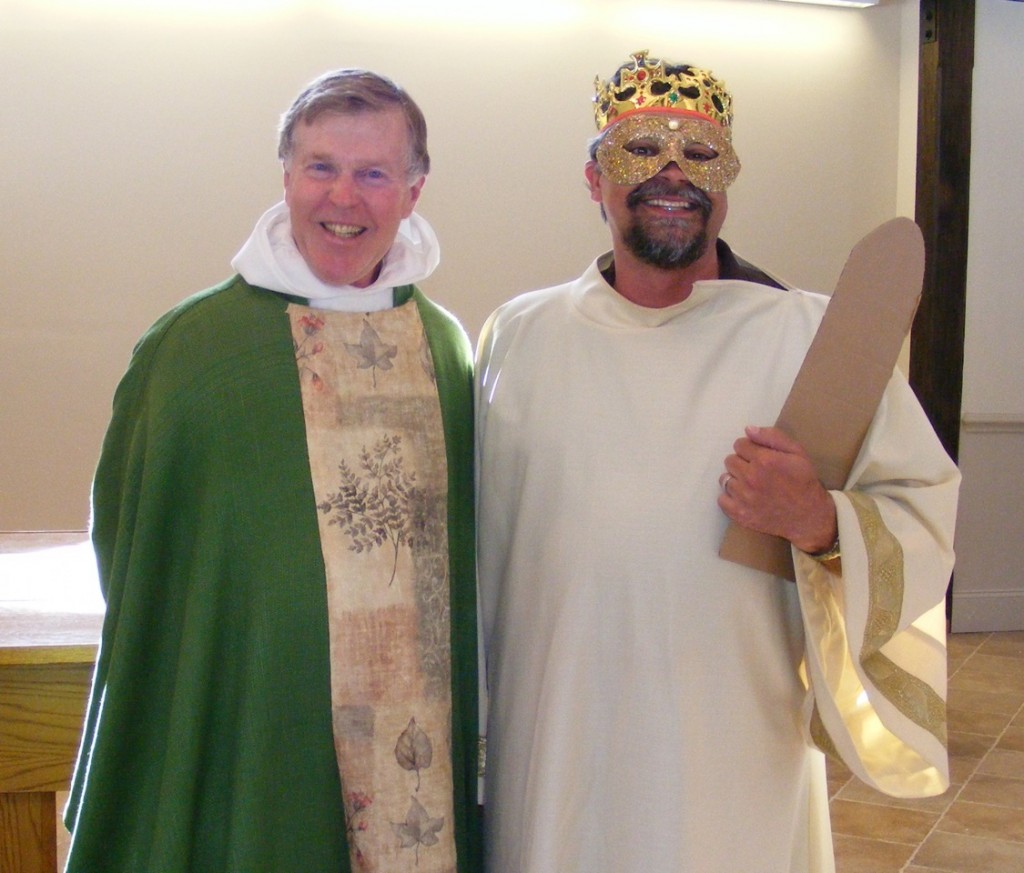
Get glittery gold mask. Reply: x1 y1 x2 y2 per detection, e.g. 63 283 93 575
595 113 741 192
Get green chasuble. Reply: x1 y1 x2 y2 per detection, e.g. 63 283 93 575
64 277 481 873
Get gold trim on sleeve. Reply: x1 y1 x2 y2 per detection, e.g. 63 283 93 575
809 703 841 763
848 492 947 748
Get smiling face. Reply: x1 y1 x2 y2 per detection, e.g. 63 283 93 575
586 110 737 273
283 108 425 287
586 150 729 273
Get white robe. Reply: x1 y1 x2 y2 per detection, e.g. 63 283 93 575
475 258 959 873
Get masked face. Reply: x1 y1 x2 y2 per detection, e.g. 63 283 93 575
595 113 741 192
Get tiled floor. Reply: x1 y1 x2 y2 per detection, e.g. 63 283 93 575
55 633 1023 872
828 630 1024 873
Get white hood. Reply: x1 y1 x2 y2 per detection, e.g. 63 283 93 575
231 200 440 312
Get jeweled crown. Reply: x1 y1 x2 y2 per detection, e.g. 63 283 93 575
593 50 735 131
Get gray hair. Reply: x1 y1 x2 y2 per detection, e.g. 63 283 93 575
277 68 429 178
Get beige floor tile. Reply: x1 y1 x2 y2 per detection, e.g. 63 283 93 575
948 686 1023 717
828 778 851 800
831 834 914 873
947 658 970 677
948 705 1015 736
977 748 1024 780
827 757 854 799
912 830 1024 872
949 754 981 785
826 757 853 779
977 631 1024 659
936 799 1024 843
829 798 938 843
998 724 1024 753
957 773 1024 809
948 747 988 787
949 730 997 759
959 654 1024 689
948 632 990 658
834 778 954 815
949 666 1024 697
966 646 1024 667
828 776 853 801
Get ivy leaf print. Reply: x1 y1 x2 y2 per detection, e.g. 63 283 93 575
345 320 397 387
391 796 444 860
318 434 419 586
395 717 433 791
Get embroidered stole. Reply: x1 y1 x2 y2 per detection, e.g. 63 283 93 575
289 300 457 873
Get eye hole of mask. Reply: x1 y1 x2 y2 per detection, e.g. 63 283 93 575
596 114 741 192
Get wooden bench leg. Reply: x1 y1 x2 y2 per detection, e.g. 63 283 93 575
0 791 58 873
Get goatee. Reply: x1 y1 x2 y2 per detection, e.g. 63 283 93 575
624 179 712 270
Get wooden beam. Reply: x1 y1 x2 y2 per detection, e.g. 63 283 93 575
911 0 975 463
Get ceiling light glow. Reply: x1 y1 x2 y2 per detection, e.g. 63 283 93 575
772 0 879 7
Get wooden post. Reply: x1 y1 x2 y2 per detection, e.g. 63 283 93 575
0 792 58 873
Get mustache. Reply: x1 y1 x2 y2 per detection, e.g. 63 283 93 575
626 178 712 215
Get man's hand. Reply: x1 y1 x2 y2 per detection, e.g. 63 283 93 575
717 425 837 554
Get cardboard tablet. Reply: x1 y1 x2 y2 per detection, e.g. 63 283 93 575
718 217 926 581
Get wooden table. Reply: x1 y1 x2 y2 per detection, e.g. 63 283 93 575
0 532 104 873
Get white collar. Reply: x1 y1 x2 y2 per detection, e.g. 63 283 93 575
230 201 440 312
571 257 718 328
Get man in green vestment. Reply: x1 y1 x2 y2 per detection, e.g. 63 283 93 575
64 69 481 873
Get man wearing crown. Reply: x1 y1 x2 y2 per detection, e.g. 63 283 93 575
475 51 959 872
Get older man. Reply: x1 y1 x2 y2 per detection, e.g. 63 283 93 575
65 69 481 873
476 51 959 873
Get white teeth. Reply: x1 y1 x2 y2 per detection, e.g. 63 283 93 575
323 223 365 238
645 198 695 210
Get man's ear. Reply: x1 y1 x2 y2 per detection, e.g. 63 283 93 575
584 161 603 204
404 174 427 216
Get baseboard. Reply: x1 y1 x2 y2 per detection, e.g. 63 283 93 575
950 589 1024 633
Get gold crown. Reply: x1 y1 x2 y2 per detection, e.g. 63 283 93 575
593 50 735 131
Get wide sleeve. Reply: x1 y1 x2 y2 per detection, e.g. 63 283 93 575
65 281 352 872
793 372 960 798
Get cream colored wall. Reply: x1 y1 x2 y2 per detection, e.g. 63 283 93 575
1 0 913 530
951 0 1024 632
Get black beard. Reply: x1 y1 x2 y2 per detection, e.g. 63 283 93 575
623 179 712 270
